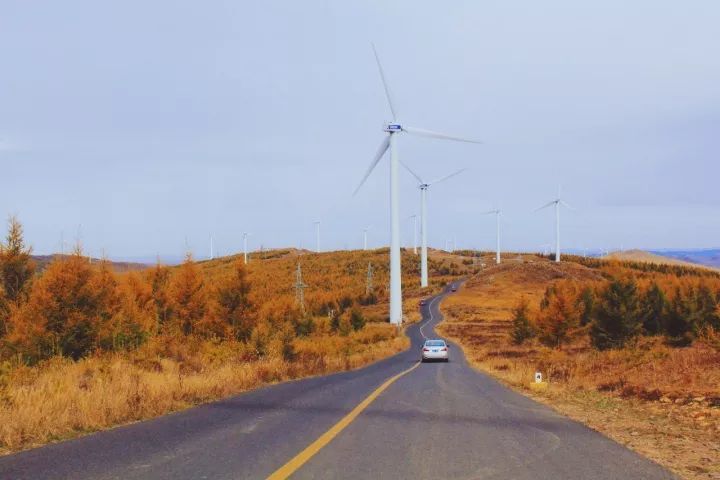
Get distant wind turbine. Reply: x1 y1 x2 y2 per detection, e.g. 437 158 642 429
402 162 467 288
363 226 370 251
352 44 480 323
209 235 214 260
481 208 502 264
534 187 573 262
243 233 251 264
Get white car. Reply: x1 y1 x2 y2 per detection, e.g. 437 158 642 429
421 339 449 362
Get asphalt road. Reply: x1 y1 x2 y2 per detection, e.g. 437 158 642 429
0 281 674 479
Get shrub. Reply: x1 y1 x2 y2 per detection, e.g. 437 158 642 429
511 297 534 345
350 308 366 331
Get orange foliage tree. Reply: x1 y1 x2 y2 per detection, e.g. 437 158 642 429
535 281 582 349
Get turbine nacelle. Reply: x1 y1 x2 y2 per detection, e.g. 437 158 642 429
384 123 402 132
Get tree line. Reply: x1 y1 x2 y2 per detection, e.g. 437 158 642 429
0 217 368 365
512 271 720 350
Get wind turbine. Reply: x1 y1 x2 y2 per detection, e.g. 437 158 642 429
314 221 321 253
352 45 480 323
242 232 251 264
481 208 502 264
363 226 371 250
209 235 214 260
534 187 573 262
402 162 467 288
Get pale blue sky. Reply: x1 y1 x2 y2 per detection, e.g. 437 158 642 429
1 1 719 261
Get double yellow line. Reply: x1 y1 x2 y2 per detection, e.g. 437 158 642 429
267 361 421 479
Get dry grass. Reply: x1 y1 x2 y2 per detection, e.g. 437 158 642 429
0 323 406 454
437 257 720 480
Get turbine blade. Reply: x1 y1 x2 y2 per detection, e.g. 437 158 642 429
560 200 576 211
479 210 497 215
533 200 557 212
400 160 424 184
428 168 466 186
353 134 390 196
403 126 482 144
371 43 397 119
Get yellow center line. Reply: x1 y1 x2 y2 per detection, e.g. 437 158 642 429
267 361 422 480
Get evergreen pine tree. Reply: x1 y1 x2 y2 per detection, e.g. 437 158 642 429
590 279 642 350
639 283 666 335
0 216 35 304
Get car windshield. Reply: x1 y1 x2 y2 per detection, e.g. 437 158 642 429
425 340 445 347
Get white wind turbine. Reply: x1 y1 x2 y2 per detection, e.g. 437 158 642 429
242 232 251 264
534 187 573 262
402 162 467 288
353 44 480 324
481 207 502 264
363 226 370 250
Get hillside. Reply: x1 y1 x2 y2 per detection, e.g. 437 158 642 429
32 254 149 273
605 249 716 270
438 256 720 480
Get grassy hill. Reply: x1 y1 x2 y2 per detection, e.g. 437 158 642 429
605 249 717 270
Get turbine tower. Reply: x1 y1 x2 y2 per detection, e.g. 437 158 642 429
402 162 467 288
352 44 480 323
242 233 250 264
481 208 502 264
209 235 214 260
314 221 321 253
408 214 418 254
363 226 370 250
535 188 573 262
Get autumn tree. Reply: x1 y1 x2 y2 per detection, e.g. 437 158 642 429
577 287 595 326
215 260 255 341
168 254 207 336
0 284 8 338
590 279 642 350
535 281 581 349
148 262 172 332
0 216 35 304
10 251 98 360
511 297 534 345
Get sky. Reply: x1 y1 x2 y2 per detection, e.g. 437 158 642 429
1 0 719 261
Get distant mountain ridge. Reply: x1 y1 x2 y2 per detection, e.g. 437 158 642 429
650 249 720 268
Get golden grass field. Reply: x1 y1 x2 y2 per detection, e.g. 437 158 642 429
437 255 720 480
0 324 406 454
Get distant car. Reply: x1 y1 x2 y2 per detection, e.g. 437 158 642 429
419 299 427 306
421 339 449 362
450 285 457 292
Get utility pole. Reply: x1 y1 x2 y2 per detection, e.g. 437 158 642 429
295 263 308 312
366 262 374 295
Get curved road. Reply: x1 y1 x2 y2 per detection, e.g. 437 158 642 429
0 281 674 479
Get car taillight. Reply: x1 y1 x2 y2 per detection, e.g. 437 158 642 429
441 347 447 351
422 348 429 352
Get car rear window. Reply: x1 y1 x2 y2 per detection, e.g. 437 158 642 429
425 340 445 347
